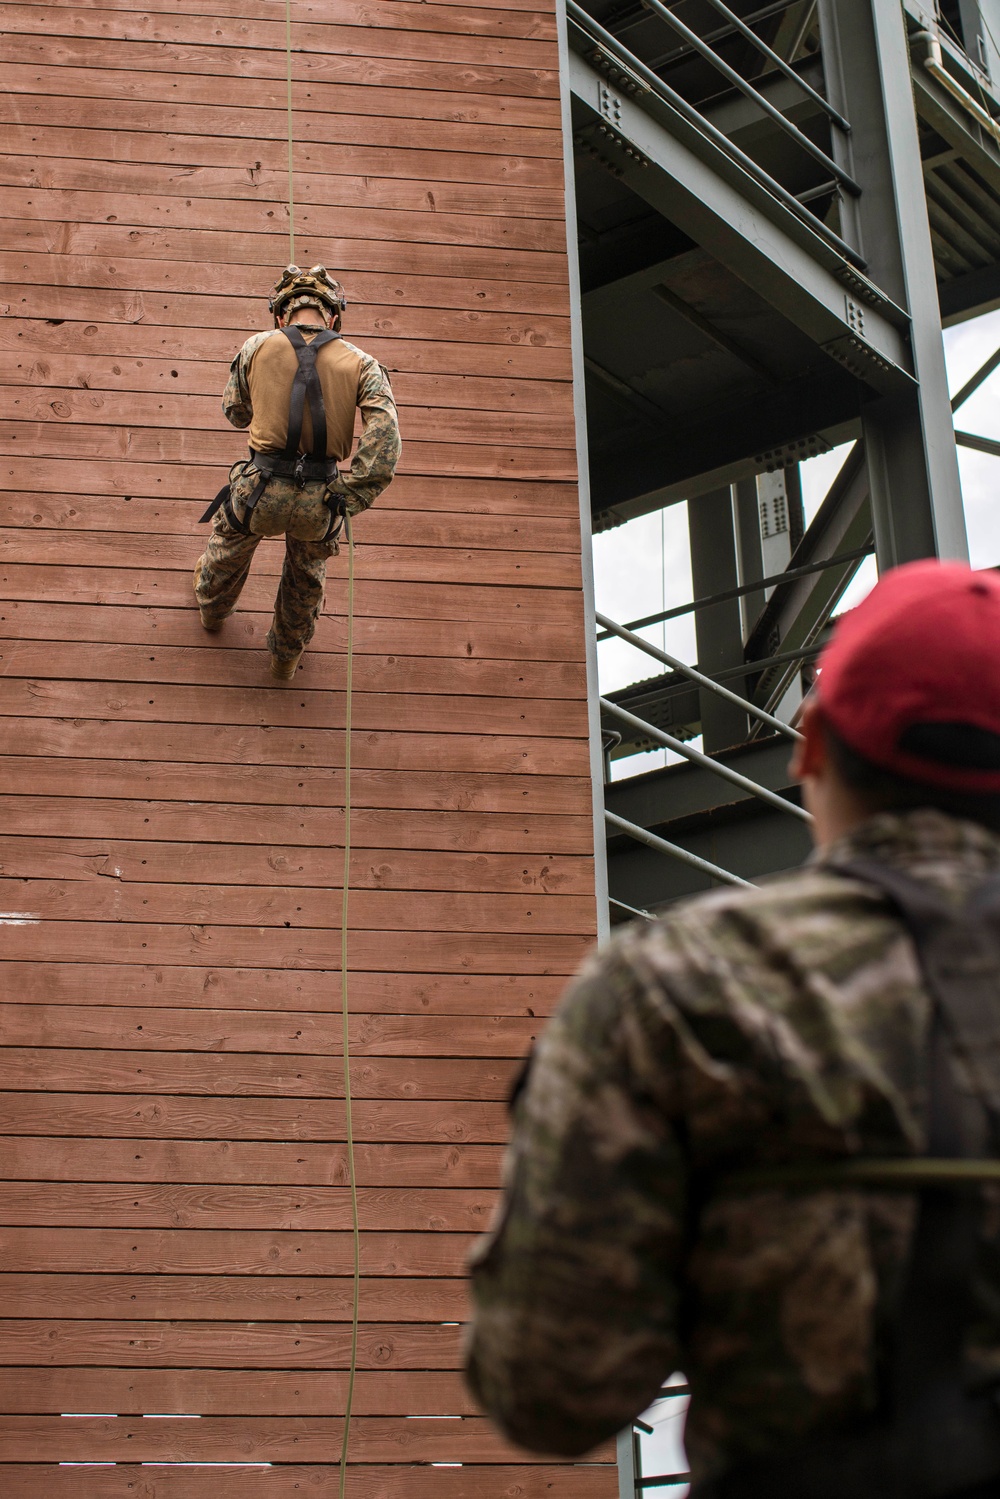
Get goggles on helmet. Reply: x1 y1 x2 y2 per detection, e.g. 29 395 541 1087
268 264 348 325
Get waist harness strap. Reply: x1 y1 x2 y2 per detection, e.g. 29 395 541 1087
701 861 1000 1499
200 326 343 530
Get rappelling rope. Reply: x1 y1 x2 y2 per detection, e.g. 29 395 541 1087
339 513 361 1499
282 5 360 1489
284 0 295 261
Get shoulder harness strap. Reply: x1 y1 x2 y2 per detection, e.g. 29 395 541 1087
281 325 341 459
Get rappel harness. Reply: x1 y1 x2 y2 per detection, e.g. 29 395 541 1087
199 325 347 543
703 859 1000 1499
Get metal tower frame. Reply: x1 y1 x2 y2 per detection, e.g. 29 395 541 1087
563 0 1000 938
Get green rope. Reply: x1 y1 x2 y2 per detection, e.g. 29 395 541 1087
282 16 356 1475
284 0 295 261
338 514 360 1498
723 1157 1000 1192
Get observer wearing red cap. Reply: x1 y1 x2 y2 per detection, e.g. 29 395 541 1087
468 559 1000 1499
795 559 1000 846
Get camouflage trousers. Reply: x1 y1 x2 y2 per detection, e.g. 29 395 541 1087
194 467 340 662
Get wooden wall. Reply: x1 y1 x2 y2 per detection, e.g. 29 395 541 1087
0 0 607 1491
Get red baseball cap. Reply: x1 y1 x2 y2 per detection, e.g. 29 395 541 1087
816 560 1000 793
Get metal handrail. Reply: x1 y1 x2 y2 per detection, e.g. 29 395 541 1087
656 642 824 692
951 344 1000 411
606 810 754 887
596 609 802 743
955 430 1000 458
696 0 850 132
566 0 866 269
601 699 812 822
610 894 656 921
639 0 860 194
596 545 873 636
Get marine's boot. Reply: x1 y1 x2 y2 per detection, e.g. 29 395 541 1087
269 651 303 681
193 558 233 632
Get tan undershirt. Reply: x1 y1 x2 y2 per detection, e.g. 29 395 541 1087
247 330 364 458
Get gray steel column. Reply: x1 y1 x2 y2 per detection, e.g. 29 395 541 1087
688 488 748 751
817 0 968 565
557 0 611 943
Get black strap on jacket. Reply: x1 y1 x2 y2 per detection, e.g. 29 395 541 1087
699 859 1000 1499
200 327 343 535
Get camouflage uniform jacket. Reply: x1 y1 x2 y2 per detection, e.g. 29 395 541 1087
466 808 1000 1484
222 328 400 515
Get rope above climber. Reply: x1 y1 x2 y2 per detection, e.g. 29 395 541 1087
193 263 402 679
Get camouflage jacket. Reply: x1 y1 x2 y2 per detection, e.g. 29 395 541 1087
222 328 400 515
465 808 1000 1484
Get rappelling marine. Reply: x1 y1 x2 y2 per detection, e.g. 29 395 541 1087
194 264 401 679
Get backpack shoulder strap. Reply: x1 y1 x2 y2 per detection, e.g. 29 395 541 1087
834 856 1000 1117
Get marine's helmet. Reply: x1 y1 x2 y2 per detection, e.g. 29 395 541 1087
268 264 348 329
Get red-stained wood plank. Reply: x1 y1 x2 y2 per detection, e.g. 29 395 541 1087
0 155 567 227
0 1364 480 1414
0 309 572 381
0 1093 511 1142
0 603 587 666
0 502 582 561
0 272 569 337
2 58 562 127
0 758 589 817
0 1316 468 1365
3 95 562 159
0 530 582 586
0 383 575 450
3 215 569 283
0 1413 613 1464
4 126 566 190
0 567 585 633
0 796 593 855
0 424 576 480
0 186 566 262
0 922 591 973
0 637 586 705
0 471 581 528
0 1275 472 1323
0 989 541 1049
0 679 591 741
0 1366 481 1416
3 212 569 284
0 835 592 895
1 351 575 415
0 1137 505 1186
0 1231 471 1279
0 1468 615 1498
0 965 564 1016
0 876 592 934
0 642 586 699
0 465 580 520
2 35 560 103
0 1006 524 1063
0 718 591 777
12 0 556 30
0 1047 522 1099
1 7 559 73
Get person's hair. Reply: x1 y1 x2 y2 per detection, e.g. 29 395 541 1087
287 300 329 323
823 718 1000 833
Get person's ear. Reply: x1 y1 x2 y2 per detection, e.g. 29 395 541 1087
277 314 287 328
790 696 827 783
